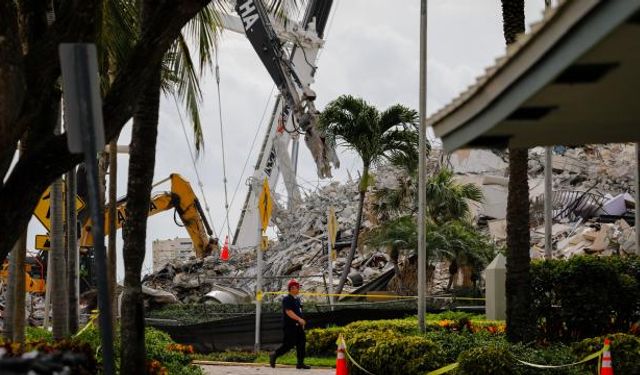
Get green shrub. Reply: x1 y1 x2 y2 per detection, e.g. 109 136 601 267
425 311 483 321
73 324 202 375
306 326 341 356
424 330 504 363
509 343 584 375
531 255 640 341
345 329 444 375
25 326 53 343
343 318 419 336
573 333 640 375
457 343 513 375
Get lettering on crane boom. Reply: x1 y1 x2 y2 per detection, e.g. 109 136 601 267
238 0 259 30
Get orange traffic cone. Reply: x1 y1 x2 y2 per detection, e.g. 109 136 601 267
336 335 348 375
220 236 229 261
601 338 613 375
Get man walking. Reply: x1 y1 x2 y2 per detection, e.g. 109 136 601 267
270 279 310 370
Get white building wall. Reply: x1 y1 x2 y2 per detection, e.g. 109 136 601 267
152 238 195 272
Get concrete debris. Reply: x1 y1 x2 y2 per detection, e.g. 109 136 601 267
138 144 639 308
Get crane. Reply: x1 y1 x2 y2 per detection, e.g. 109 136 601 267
223 0 337 247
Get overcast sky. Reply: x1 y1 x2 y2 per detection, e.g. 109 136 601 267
26 0 549 280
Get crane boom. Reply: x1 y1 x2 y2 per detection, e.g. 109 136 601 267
231 0 337 247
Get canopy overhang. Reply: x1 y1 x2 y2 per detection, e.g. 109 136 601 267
428 0 640 152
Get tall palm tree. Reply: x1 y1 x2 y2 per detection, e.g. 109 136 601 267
501 0 535 342
320 95 419 295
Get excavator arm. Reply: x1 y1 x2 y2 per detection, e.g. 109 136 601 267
80 174 216 258
235 0 339 178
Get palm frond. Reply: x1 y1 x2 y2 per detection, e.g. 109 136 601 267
164 33 205 152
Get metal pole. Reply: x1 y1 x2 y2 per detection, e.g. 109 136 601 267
82 128 115 375
635 143 640 255
66 166 79 333
417 0 428 333
108 139 118 324
544 146 553 259
327 237 334 309
255 181 263 352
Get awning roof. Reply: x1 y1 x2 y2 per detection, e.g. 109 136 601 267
428 0 640 151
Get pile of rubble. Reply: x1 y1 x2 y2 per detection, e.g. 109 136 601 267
141 143 639 307
461 144 638 259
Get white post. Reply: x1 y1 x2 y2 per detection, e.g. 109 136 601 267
544 146 553 259
417 0 428 333
485 254 507 320
254 181 263 352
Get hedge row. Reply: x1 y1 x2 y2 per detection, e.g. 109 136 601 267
531 255 640 341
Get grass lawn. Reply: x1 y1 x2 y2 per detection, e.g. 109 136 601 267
193 351 335 368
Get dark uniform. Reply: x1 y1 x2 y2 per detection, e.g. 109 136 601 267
273 294 306 366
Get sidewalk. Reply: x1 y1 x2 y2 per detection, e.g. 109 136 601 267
199 363 333 375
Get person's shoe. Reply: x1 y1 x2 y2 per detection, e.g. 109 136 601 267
296 364 311 370
269 353 276 368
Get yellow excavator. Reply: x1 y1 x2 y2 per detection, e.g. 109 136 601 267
80 173 218 258
2 173 217 293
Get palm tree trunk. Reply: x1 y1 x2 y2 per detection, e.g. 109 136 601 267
51 103 68 340
5 231 26 343
51 171 68 339
336 165 369 295
506 148 534 342
501 0 535 343
120 65 161 373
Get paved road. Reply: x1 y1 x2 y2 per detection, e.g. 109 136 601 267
199 364 333 375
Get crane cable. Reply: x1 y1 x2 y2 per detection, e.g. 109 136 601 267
219 85 275 233
214 51 233 242
173 96 218 238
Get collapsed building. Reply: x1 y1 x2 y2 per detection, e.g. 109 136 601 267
141 144 639 308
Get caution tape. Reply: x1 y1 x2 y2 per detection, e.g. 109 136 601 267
515 346 604 369
426 344 607 375
426 363 459 375
258 290 485 301
338 334 377 375
74 310 99 338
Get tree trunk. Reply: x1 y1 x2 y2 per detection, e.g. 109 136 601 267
51 104 68 340
120 65 161 373
51 173 68 339
506 148 534 342
5 231 26 343
501 0 535 343
336 165 369 295
66 166 79 334
108 138 118 328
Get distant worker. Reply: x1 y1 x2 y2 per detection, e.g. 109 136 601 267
269 279 310 370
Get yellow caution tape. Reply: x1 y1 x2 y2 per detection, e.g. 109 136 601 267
339 334 377 375
74 310 99 337
427 345 606 375
259 290 485 301
427 363 459 375
515 347 604 369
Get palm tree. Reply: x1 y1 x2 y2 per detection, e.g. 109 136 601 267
501 0 535 342
425 169 482 225
369 168 486 289
319 95 419 295
119 1 223 370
